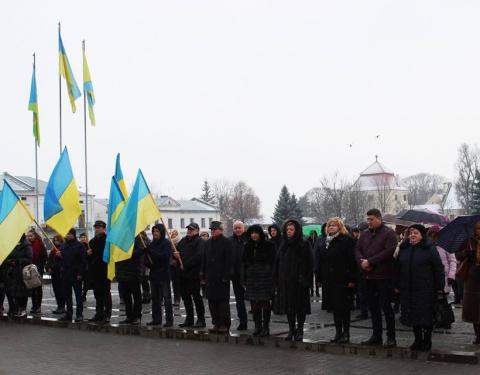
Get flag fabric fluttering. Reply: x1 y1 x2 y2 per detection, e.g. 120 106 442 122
82 43 95 126
109 170 161 254
103 176 128 280
28 63 40 145
0 180 35 264
44 147 82 236
115 154 128 199
59 30 81 113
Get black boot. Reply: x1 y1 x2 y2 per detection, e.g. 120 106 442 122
179 317 194 328
473 324 480 345
260 308 271 337
252 309 262 337
331 314 343 343
337 315 350 344
410 326 422 351
421 327 432 352
285 314 296 341
294 322 304 342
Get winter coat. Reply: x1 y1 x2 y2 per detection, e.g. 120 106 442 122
456 238 480 323
230 234 246 281
317 234 357 312
60 239 87 282
46 249 62 277
30 238 47 275
354 224 397 280
177 234 204 280
273 219 313 316
313 236 326 282
201 234 232 301
394 238 445 327
87 233 108 282
243 225 276 301
116 236 149 283
435 245 456 293
148 225 172 283
3 237 33 298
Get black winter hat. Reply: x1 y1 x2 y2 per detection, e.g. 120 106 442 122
68 228 77 237
409 224 427 237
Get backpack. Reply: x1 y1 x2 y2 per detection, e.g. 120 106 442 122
23 264 42 289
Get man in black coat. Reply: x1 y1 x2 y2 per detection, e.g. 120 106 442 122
354 208 398 348
230 221 248 330
87 220 112 323
177 222 206 328
201 221 232 334
58 228 87 322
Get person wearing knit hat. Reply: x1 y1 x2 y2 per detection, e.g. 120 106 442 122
394 223 445 351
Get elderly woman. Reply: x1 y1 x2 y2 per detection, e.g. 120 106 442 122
273 219 313 342
317 217 357 343
243 224 276 337
395 224 445 351
456 221 480 345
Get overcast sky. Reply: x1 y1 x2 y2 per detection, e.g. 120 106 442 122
1 1 479 219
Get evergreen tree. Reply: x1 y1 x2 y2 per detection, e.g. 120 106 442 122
289 193 304 224
472 169 480 214
200 179 215 204
272 185 291 225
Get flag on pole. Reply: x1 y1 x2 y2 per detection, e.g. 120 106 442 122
0 180 35 265
44 147 82 236
103 177 128 280
59 30 81 113
28 63 40 145
82 43 95 126
108 170 161 254
115 154 129 199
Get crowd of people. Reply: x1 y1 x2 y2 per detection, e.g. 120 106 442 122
1 209 479 353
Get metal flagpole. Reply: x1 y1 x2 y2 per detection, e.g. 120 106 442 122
33 53 40 226
58 22 63 155
82 40 89 237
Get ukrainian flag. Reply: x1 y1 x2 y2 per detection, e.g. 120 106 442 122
103 176 128 280
28 63 40 145
109 170 161 254
0 180 34 264
115 154 129 199
44 147 82 236
59 31 81 113
82 44 95 126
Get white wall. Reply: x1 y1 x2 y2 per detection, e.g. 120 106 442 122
161 211 221 236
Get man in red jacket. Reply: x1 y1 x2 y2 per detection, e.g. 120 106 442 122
355 209 398 348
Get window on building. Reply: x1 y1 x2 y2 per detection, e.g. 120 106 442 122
403 195 407 201
209 218 213 226
395 195 398 201
168 218 173 229
190 218 194 224
180 218 185 228
201 218 206 228
20 196 27 201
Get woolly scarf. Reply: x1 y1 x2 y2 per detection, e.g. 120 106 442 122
325 232 339 249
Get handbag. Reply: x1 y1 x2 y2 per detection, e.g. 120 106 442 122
22 264 42 289
434 296 455 328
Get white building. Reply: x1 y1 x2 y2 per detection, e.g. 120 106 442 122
353 157 409 214
156 196 221 236
0 172 95 233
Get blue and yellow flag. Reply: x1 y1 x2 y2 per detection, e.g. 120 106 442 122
28 63 40 145
103 177 128 280
44 147 81 236
109 170 161 254
0 180 35 264
82 43 95 126
115 154 129 199
59 31 81 113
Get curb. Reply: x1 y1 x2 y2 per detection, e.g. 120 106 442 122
1 316 478 365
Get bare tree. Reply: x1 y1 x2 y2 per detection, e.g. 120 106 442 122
403 173 447 207
455 143 480 213
344 183 370 225
212 179 234 220
212 180 261 222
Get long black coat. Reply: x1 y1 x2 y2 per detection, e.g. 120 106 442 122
87 234 108 282
201 234 232 301
117 236 149 283
317 234 357 312
60 239 87 282
395 238 445 327
230 234 246 281
177 234 204 280
243 225 276 301
273 220 313 316
3 238 33 298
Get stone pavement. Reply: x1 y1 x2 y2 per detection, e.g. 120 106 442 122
0 323 478 375
1 283 479 365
